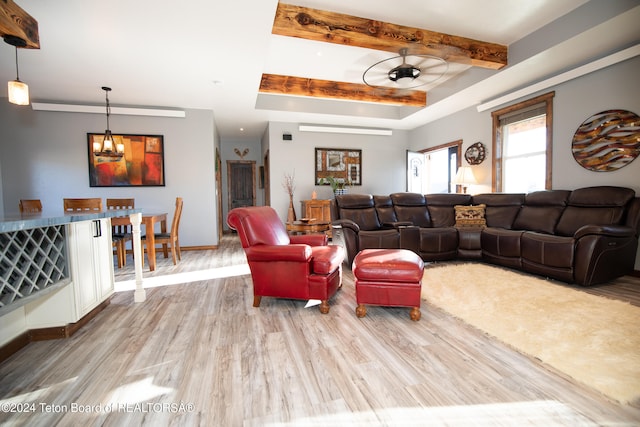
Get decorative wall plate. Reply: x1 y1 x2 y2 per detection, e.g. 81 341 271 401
572 109 640 172
464 142 486 165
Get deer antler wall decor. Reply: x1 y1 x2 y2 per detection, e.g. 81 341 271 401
234 148 249 159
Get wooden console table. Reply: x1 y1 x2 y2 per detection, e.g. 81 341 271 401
286 220 331 235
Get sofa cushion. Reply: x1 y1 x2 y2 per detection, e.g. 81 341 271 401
335 194 382 231
454 204 486 228
512 190 570 234
472 193 525 229
390 193 432 227
481 228 524 258
555 186 635 236
426 194 472 227
521 232 574 269
373 195 398 224
419 227 459 255
358 229 400 250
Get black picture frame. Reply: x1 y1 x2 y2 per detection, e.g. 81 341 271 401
88 133 165 187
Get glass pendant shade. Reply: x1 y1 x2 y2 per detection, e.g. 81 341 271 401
8 79 29 105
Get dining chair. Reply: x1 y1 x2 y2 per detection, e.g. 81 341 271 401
106 198 135 268
63 198 103 211
19 199 43 213
142 197 183 266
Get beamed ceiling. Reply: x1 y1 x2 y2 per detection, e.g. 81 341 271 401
259 3 507 108
1 0 638 138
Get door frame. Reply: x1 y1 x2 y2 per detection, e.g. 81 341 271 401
226 160 256 212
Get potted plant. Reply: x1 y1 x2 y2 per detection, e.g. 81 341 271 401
320 176 349 196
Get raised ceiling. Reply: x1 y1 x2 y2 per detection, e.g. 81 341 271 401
1 0 638 139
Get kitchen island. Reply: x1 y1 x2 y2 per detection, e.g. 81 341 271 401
0 209 143 357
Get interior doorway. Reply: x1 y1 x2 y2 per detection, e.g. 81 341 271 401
227 160 256 211
406 140 462 193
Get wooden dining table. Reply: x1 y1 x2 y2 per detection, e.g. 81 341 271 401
111 212 167 272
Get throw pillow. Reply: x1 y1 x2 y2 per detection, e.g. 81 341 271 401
454 204 486 228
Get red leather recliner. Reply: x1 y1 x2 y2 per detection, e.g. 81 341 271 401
227 206 344 313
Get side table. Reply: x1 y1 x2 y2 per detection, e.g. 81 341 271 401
286 220 331 235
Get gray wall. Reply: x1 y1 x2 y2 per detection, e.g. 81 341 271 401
409 55 640 268
0 104 219 247
266 122 410 222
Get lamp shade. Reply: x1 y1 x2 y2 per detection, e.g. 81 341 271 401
8 80 29 105
454 166 477 193
454 166 477 185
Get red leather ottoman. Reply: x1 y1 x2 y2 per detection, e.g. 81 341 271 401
352 249 425 321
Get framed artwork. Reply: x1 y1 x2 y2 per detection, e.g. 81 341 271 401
315 147 362 185
88 133 165 187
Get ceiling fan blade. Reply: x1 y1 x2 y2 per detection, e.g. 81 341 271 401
413 56 447 69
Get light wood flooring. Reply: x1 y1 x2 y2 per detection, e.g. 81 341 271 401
1 235 639 426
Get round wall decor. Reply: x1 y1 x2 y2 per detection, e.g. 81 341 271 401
464 142 486 165
572 109 640 172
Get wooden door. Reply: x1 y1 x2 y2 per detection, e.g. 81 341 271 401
227 160 256 210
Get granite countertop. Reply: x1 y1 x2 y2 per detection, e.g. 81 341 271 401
0 208 142 233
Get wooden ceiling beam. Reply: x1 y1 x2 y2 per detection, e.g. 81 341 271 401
273 3 507 70
259 73 426 107
0 0 40 48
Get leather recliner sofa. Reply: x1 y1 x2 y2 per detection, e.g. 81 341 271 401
330 186 640 286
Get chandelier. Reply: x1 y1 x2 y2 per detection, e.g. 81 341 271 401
92 86 124 158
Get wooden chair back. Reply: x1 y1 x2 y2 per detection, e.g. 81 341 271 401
106 198 135 234
19 199 43 214
63 198 103 212
142 197 184 266
170 197 184 238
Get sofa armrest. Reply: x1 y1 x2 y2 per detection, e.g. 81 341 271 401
290 234 327 246
574 224 635 240
332 219 360 233
246 244 312 262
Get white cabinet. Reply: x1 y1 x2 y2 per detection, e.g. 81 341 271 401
67 219 115 320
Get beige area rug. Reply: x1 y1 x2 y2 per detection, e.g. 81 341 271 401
422 262 640 404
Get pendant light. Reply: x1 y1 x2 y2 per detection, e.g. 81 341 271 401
93 86 124 158
3 35 30 106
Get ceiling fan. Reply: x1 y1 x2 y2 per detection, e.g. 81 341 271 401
362 48 449 90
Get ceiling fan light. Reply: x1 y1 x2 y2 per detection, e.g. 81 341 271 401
363 49 447 89
388 65 420 81
8 79 29 105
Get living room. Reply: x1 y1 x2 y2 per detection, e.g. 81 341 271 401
0 2 638 259
1 0 639 424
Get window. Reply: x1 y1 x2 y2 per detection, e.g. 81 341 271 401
407 141 461 194
491 92 554 192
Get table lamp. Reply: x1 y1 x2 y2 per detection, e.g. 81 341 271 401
454 166 477 194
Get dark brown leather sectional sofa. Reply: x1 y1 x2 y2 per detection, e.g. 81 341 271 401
330 186 640 286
